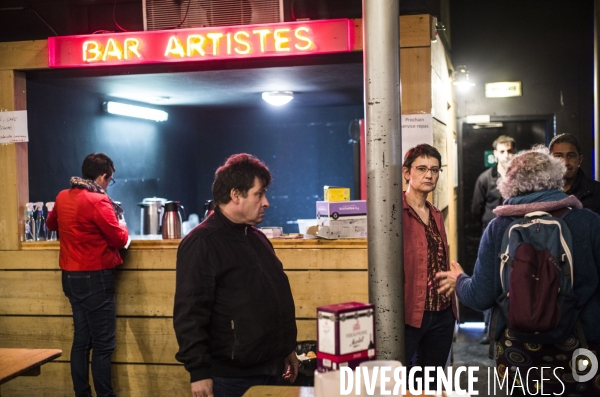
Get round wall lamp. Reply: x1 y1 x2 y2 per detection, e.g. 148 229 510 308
262 91 294 106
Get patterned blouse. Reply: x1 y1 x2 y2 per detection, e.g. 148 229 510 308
413 209 451 312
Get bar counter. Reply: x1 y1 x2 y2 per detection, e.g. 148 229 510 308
0 238 367 396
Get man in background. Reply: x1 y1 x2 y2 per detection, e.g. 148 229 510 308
471 135 517 344
173 153 298 397
471 135 517 231
46 153 130 397
549 133 600 215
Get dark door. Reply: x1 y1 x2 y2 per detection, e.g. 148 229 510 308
457 116 552 323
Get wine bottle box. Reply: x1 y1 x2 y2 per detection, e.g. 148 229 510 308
316 301 376 372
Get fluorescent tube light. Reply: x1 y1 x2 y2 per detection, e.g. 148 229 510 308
262 91 294 106
104 101 168 122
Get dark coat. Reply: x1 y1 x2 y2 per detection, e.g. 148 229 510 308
173 207 297 382
456 196 600 344
566 168 600 216
471 165 503 228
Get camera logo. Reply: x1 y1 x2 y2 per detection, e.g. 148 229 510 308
571 348 598 383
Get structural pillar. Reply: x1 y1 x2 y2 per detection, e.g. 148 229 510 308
363 0 405 362
0 70 29 250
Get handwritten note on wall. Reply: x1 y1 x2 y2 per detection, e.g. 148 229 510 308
0 111 29 143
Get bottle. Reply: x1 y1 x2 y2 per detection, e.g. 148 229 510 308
34 202 45 241
45 202 57 241
24 203 36 242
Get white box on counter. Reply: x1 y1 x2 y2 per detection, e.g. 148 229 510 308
315 218 367 239
317 302 376 372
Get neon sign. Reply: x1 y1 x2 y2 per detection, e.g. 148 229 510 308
48 19 353 68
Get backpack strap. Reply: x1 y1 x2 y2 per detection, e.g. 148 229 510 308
488 305 500 360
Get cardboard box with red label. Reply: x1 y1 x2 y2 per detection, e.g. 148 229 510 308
316 301 376 371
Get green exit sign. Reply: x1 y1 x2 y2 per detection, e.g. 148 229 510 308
484 150 497 167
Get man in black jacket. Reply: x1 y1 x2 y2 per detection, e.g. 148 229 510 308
471 135 516 344
471 135 517 231
549 133 600 216
173 153 298 397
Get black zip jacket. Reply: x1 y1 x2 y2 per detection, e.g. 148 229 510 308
173 207 297 382
471 165 503 229
566 168 600 216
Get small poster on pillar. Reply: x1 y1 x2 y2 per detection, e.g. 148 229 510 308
0 111 29 144
401 113 433 160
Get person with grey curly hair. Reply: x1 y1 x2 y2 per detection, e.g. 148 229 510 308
497 145 565 199
435 146 600 396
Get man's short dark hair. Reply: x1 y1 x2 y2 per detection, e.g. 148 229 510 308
549 133 582 155
82 153 115 181
402 144 442 169
212 153 272 205
492 135 516 150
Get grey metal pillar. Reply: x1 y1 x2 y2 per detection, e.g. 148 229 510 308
363 0 405 363
595 0 600 180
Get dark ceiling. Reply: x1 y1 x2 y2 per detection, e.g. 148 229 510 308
27 53 365 108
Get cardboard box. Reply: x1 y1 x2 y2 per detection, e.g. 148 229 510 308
324 186 350 202
316 200 366 221
317 302 376 371
258 227 282 238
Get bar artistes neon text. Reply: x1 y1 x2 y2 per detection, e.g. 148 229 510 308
48 19 353 68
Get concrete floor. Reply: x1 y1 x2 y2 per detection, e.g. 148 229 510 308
452 323 499 396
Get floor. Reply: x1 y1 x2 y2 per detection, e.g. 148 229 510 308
293 322 504 395
452 322 499 396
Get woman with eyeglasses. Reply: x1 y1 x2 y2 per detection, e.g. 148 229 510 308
401 144 459 390
46 152 130 397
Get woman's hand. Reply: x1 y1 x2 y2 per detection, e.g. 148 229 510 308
435 261 465 297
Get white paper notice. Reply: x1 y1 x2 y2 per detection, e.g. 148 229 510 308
0 111 28 143
401 114 433 160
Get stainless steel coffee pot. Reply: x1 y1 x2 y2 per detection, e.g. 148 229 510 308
161 201 184 239
139 197 166 235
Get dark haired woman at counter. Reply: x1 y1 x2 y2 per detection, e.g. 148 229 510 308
46 152 130 397
401 144 458 390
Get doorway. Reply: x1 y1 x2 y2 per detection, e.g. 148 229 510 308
456 115 554 322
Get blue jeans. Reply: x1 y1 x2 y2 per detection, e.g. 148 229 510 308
62 269 117 397
212 375 279 397
404 307 455 391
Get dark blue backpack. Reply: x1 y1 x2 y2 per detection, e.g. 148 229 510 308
494 209 584 345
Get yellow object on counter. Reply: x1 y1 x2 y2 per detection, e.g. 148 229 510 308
324 186 350 202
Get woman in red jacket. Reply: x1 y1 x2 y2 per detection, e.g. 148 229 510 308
46 153 129 397
401 144 459 391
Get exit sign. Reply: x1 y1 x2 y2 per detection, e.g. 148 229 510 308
485 81 522 98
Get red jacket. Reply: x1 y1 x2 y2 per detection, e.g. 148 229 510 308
402 192 458 328
46 188 129 271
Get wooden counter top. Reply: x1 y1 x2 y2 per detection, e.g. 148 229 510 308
20 237 367 251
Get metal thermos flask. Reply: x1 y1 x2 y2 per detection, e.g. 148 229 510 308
161 201 184 239
139 197 166 235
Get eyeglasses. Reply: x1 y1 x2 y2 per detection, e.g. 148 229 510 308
411 166 442 175
109 178 116 186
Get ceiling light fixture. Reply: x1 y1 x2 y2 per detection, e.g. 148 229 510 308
262 91 294 106
453 65 475 89
104 101 168 122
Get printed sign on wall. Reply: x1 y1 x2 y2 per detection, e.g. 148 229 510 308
401 114 433 160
